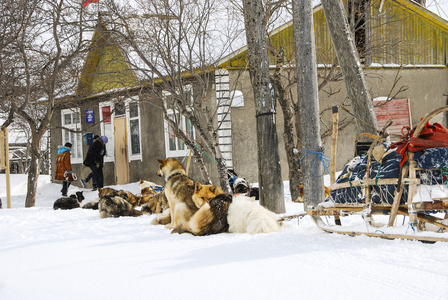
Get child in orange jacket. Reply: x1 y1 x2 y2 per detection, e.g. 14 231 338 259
55 142 74 196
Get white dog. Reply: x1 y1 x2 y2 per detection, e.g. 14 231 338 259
227 194 280 234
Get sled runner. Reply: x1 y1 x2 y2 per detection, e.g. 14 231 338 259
307 106 448 243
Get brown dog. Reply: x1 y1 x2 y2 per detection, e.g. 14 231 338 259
99 195 143 218
153 158 223 231
173 193 232 236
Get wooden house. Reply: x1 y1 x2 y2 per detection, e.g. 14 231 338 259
216 0 448 182
50 0 448 188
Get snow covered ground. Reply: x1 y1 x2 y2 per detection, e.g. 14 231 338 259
1 174 448 300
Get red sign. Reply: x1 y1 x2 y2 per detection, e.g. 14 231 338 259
102 106 111 123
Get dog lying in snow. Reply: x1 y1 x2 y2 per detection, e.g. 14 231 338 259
227 194 281 234
82 187 141 210
139 179 170 215
53 191 85 210
174 193 282 235
99 195 143 218
172 193 232 236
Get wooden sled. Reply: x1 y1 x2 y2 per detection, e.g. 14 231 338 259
307 106 448 243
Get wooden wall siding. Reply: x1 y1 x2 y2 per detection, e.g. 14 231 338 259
373 98 412 135
220 0 448 69
369 0 448 65
314 7 337 65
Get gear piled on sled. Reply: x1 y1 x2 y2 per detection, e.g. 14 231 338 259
307 106 448 243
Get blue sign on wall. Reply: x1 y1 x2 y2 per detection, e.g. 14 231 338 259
86 109 94 123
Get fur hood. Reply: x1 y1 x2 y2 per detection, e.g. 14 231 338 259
57 145 71 155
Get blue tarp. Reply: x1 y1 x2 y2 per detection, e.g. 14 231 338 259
329 146 448 204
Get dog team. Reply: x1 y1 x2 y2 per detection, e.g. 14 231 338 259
54 158 285 235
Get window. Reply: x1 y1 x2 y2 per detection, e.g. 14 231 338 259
164 110 195 157
99 102 115 162
99 99 142 162
129 102 141 156
163 86 195 157
61 108 82 163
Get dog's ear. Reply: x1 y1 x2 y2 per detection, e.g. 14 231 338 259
140 179 144 184
210 185 217 194
157 159 165 166
195 182 202 192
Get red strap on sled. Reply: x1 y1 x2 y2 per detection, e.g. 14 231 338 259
389 122 448 169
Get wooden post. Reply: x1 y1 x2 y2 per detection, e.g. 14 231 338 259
330 105 339 185
292 0 325 208
0 128 11 208
388 165 409 227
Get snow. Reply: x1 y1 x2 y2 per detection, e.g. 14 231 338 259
1 174 448 299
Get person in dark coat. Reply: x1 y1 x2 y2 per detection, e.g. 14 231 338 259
55 142 74 196
81 135 108 191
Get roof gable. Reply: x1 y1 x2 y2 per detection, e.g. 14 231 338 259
76 23 139 97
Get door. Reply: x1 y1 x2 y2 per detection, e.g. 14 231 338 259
114 116 129 184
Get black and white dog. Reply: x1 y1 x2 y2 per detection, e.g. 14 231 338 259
53 191 85 210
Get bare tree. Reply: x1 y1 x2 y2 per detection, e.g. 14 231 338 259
101 0 245 190
0 0 91 207
241 0 285 213
321 0 379 135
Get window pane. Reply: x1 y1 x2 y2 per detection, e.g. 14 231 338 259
130 119 140 155
129 102 139 118
76 133 82 159
73 112 80 124
186 118 194 139
168 128 176 151
64 114 71 125
104 123 114 157
115 102 126 116
177 138 185 150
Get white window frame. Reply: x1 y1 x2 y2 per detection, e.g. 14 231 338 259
126 98 143 161
61 108 83 164
99 98 143 162
163 86 195 158
98 101 115 163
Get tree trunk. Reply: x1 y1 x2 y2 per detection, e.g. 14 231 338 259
269 46 302 202
25 140 41 207
321 0 379 135
242 0 285 213
292 0 325 207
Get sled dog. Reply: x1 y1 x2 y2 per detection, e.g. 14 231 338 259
82 188 141 210
153 158 198 229
96 187 141 206
139 180 158 197
227 194 280 234
174 193 232 236
232 177 259 200
53 191 85 210
99 195 143 218
139 180 170 215
295 185 331 203
232 178 249 195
